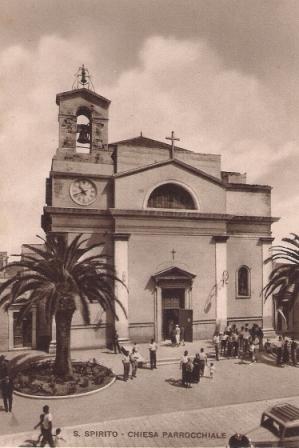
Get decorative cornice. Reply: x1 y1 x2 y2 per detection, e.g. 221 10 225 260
112 232 130 241
213 235 229 243
226 184 272 193
56 88 111 106
50 171 112 180
43 206 110 216
259 237 275 244
109 208 278 224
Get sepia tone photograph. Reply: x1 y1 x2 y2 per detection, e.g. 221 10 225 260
0 1 299 447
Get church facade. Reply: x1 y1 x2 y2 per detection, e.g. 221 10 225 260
40 84 278 349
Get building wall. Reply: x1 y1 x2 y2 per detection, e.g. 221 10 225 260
0 309 9 351
127 233 216 342
227 237 263 322
226 190 271 217
115 164 226 214
116 143 221 179
50 175 113 209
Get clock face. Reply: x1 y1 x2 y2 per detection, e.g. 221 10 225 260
70 179 97 206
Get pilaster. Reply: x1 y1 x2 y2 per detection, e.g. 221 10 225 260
214 235 229 332
260 237 275 334
113 233 130 342
49 317 57 354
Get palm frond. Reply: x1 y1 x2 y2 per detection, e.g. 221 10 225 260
264 233 299 309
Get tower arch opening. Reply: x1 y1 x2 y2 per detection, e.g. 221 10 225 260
76 106 91 154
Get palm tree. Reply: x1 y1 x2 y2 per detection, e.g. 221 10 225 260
0 234 126 379
264 233 299 322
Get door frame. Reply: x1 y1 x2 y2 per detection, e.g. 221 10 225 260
152 267 195 342
8 305 37 350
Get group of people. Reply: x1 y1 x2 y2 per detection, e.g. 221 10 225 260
121 339 158 381
213 323 264 362
0 356 64 447
180 348 215 388
212 323 298 367
33 405 65 447
275 335 297 366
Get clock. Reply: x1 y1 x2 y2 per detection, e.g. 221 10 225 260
70 179 97 206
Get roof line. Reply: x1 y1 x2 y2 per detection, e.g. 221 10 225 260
114 157 224 186
56 88 111 105
109 135 220 157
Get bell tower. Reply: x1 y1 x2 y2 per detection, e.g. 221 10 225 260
53 65 113 172
43 67 115 218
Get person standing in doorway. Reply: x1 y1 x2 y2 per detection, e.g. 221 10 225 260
175 324 181 347
149 339 158 369
1 375 13 413
168 320 174 342
180 326 185 346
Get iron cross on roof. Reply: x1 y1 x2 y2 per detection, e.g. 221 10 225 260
165 131 180 159
171 249 176 261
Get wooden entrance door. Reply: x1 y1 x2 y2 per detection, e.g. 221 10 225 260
13 312 32 348
162 288 190 340
178 309 193 342
162 288 184 340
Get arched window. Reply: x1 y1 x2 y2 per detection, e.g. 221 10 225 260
237 266 250 297
147 183 196 210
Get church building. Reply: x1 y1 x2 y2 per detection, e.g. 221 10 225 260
40 70 278 349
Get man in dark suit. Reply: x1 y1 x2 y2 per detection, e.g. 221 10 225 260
1 375 13 413
112 329 121 354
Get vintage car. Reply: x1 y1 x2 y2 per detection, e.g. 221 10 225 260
250 403 299 447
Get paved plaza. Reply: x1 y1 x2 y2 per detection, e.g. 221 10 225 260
0 341 299 447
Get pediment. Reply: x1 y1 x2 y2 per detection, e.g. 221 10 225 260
152 266 196 282
114 158 224 187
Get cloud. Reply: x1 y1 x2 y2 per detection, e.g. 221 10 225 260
0 34 298 255
0 35 96 254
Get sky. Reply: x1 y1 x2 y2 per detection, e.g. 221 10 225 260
0 0 299 255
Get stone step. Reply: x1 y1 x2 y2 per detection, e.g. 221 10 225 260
141 352 216 367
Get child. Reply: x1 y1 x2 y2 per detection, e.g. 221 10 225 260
264 338 272 353
53 428 66 447
209 362 215 379
249 342 256 363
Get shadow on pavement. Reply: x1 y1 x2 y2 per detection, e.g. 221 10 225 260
116 374 127 381
165 377 185 388
19 439 39 447
9 413 19 426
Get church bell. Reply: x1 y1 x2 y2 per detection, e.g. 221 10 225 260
77 124 90 144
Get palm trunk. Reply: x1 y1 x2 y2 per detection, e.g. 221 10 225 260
54 309 75 378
